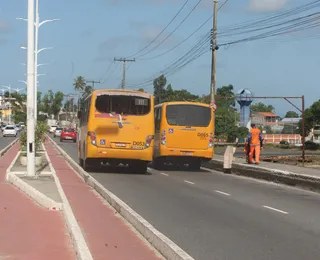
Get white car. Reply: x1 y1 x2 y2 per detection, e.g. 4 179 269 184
3 125 17 137
49 125 58 133
54 127 63 137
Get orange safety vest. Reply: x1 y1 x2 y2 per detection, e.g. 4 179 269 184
248 128 262 145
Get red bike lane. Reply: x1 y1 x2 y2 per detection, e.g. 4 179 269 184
45 141 163 260
0 143 75 260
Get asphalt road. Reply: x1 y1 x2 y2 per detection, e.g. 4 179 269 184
0 135 17 150
51 135 320 260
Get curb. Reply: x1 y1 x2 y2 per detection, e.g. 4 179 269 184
5 144 62 211
6 172 62 211
203 159 320 193
47 135 195 260
44 141 94 260
0 138 19 157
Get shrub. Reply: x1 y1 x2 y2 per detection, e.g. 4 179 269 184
20 121 49 152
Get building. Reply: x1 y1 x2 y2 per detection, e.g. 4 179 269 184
250 112 279 127
0 94 12 123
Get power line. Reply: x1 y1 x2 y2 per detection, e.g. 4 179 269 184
126 0 189 58
137 0 229 61
127 34 210 89
135 0 204 59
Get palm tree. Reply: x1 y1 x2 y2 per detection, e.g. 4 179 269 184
82 85 94 99
73 76 86 92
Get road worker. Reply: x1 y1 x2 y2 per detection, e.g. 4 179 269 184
248 123 263 164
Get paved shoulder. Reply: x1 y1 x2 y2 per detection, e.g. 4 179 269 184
0 144 75 260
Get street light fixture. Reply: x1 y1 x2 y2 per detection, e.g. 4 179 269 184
17 6 59 122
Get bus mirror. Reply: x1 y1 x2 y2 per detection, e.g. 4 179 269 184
77 111 81 119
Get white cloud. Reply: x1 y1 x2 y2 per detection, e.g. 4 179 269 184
249 0 289 12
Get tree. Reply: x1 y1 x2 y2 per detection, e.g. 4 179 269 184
284 111 299 118
41 90 64 119
298 99 320 136
73 76 86 92
153 74 167 104
137 88 144 92
250 102 275 113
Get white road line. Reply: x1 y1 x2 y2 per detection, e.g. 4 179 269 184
215 190 231 196
263 205 289 215
160 172 169 176
147 167 153 171
184 180 195 185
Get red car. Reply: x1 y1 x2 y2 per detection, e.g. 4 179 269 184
60 128 77 142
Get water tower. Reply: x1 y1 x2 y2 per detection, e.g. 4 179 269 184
236 89 253 127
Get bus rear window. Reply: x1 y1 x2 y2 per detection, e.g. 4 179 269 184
166 104 211 127
95 95 150 115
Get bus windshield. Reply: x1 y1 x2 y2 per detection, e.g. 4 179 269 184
95 94 150 115
166 104 211 127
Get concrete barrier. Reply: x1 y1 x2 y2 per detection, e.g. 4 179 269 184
47 135 195 260
203 158 320 193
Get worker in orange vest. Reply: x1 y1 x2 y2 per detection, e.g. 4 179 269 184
248 123 263 164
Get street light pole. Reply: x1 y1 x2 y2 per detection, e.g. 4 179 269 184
35 0 39 121
27 0 35 176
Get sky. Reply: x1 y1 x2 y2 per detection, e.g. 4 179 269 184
0 0 319 116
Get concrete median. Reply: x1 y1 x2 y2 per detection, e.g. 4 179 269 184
203 158 320 193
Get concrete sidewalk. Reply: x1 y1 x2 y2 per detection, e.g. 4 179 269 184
0 144 75 260
44 141 163 260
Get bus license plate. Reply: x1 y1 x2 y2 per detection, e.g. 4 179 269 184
115 143 126 147
182 152 193 155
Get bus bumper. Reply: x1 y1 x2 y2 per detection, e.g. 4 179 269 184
157 146 213 162
87 147 153 162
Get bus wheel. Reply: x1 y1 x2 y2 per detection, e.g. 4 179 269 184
130 161 147 174
189 160 201 171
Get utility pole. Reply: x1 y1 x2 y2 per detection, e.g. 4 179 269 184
210 0 218 104
86 80 100 89
27 0 35 176
114 57 135 89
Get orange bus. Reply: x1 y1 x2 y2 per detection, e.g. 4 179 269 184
77 89 154 173
153 101 214 170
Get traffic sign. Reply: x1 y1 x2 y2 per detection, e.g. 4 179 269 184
210 102 217 111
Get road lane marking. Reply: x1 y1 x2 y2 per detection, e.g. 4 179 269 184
147 167 153 171
215 190 231 196
184 180 195 185
160 172 169 176
263 205 288 215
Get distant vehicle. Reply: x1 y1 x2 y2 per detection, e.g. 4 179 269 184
18 122 25 129
153 101 214 171
49 125 58 133
15 124 22 132
54 127 63 138
60 128 77 142
77 89 154 173
1 124 7 132
3 125 17 137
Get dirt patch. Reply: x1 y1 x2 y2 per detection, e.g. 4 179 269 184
260 155 320 168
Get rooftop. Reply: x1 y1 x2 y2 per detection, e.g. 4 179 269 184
254 112 278 117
